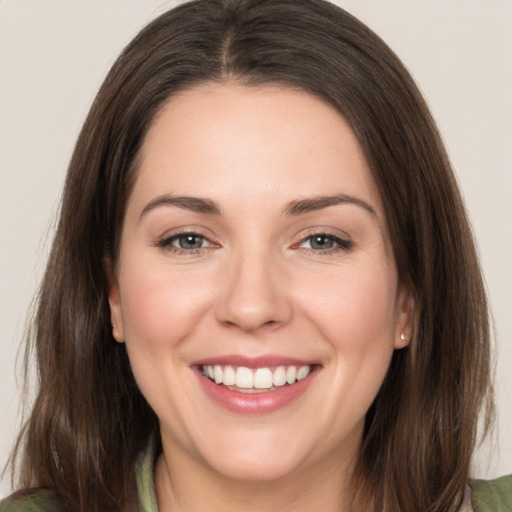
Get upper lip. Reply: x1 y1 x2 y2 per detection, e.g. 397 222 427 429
192 355 321 368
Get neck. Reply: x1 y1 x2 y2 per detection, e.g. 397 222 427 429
155 442 359 512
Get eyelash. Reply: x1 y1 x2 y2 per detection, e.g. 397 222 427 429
155 230 215 255
155 230 352 256
297 232 353 255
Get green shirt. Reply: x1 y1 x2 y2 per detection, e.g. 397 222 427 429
1 445 511 511
472 475 512 512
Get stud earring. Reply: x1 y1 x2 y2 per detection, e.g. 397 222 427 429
400 333 407 342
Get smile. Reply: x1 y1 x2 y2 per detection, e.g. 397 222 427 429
194 358 320 413
200 364 312 392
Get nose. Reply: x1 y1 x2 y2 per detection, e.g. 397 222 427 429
214 247 293 333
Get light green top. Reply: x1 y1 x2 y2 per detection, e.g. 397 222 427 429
1 443 511 511
472 475 512 511
135 440 159 512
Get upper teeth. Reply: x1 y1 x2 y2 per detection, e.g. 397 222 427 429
202 365 312 390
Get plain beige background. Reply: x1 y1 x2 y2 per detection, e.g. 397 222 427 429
1 0 511 494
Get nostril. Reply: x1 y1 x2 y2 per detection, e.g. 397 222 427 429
221 317 280 333
214 265 293 331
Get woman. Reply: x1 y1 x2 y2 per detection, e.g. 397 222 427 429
2 0 510 510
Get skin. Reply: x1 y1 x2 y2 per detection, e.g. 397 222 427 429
108 82 413 511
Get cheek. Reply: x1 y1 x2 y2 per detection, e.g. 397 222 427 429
116 259 219 422
118 258 215 349
297 260 398 359
304 261 398 420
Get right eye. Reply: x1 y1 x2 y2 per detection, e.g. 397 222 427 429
157 231 215 253
169 233 210 250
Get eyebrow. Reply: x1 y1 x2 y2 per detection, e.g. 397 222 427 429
139 195 222 220
139 193 376 221
283 195 376 216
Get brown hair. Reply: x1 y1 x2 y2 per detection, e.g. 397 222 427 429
9 1 493 510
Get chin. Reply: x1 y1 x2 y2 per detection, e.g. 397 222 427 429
189 427 309 482
207 453 302 483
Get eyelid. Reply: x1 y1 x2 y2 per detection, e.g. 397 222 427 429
154 227 220 254
292 228 353 253
152 226 352 256
170 233 213 248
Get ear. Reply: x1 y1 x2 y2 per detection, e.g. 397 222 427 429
104 256 125 343
394 283 414 349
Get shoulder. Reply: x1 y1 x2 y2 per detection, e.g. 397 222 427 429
0 489 67 512
472 474 512 511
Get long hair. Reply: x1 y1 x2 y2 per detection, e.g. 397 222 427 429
10 1 493 510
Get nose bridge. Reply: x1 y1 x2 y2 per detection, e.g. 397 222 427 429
215 239 292 332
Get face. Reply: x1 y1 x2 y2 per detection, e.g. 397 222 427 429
109 83 412 483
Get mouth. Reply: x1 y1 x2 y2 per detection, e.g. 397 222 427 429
199 364 314 393
193 358 320 413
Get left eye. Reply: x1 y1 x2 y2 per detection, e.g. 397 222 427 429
299 234 351 251
166 233 211 250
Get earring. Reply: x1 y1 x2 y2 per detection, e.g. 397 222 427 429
400 333 407 342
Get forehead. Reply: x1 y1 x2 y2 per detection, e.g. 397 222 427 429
132 82 382 215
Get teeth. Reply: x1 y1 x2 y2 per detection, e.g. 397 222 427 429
297 365 310 381
254 368 273 389
286 366 297 384
223 365 236 386
273 366 287 386
236 367 254 388
202 364 313 390
214 365 223 384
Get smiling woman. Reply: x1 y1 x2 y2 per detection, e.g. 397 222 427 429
1 1 511 511
107 84 412 496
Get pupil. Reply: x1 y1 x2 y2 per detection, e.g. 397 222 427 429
312 235 333 250
180 235 202 249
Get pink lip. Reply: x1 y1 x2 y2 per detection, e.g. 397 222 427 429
191 356 320 414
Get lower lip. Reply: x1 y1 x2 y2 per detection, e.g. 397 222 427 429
194 367 319 414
